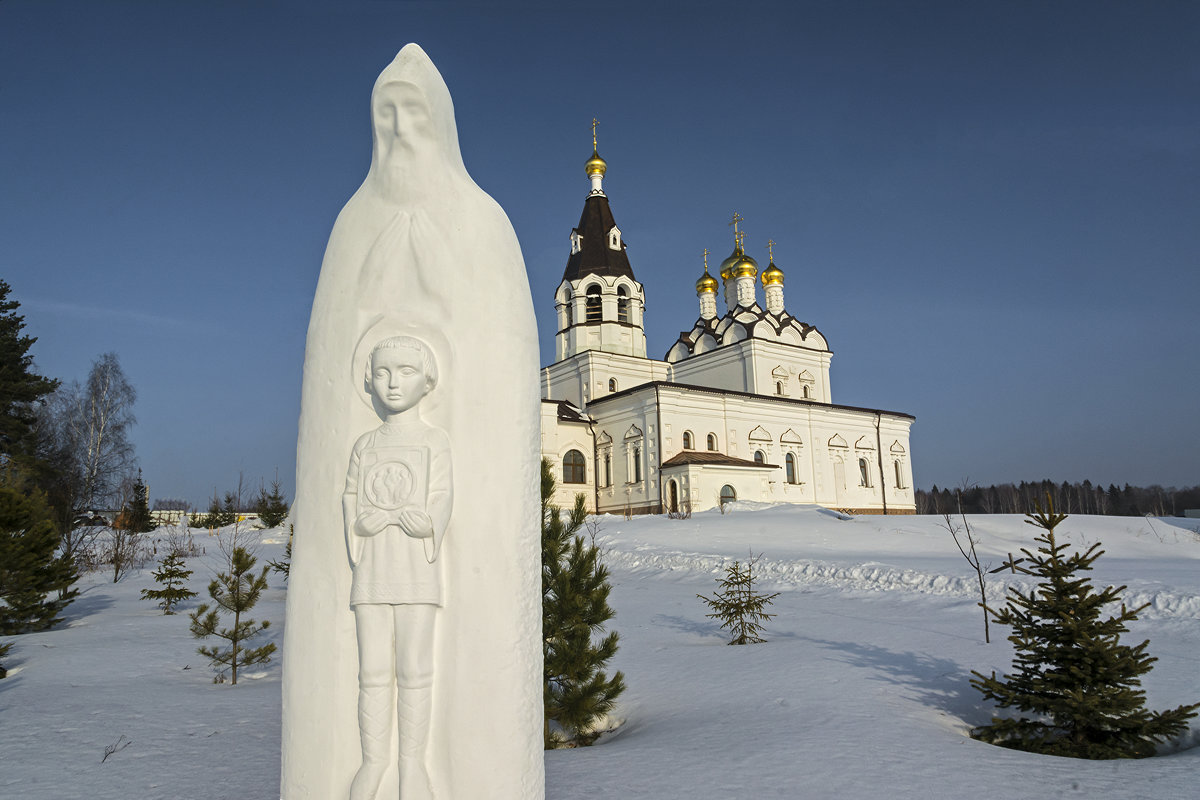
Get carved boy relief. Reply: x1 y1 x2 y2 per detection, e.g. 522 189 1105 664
343 334 452 797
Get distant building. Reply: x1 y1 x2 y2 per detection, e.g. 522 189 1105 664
540 139 916 515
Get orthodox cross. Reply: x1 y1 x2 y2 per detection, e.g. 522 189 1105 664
592 118 598 151
729 212 744 248
702 248 711 274
767 239 776 262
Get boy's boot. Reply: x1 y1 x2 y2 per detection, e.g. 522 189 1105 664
349 685 392 800
398 683 435 799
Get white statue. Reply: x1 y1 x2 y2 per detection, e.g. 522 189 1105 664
345 335 451 798
282 44 543 799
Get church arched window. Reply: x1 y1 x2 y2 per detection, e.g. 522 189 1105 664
802 384 811 399
707 433 718 451
776 381 783 395
617 285 630 323
720 485 737 506
603 452 612 487
786 453 797 484
754 450 765 464
608 377 617 392
563 450 586 484
894 460 904 489
858 457 871 487
682 431 694 450
667 480 679 514
565 296 573 327
632 446 642 482
585 284 602 322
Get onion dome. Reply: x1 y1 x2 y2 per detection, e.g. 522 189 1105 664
696 271 718 294
585 149 607 178
719 246 759 280
761 260 784 286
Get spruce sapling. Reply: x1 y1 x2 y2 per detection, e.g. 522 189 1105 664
541 459 625 747
189 546 275 684
255 477 290 529
141 553 197 614
698 551 780 645
971 497 1199 758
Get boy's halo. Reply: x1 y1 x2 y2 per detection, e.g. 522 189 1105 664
351 314 453 417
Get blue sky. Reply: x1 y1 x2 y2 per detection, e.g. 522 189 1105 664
2 1 1198 506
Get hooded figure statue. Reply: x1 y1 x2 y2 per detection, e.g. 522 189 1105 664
281 45 543 800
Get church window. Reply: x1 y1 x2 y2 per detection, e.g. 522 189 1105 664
608 378 617 392
720 485 737 506
802 384 811 399
608 226 622 250
570 230 582 254
707 433 718 451
682 431 694 450
632 446 642 482
894 460 904 489
776 381 783 395
585 284 602 322
667 480 679 514
754 450 765 465
603 452 612 487
617 285 630 323
858 457 871 487
563 450 586 484
786 453 797 484
565 297 573 327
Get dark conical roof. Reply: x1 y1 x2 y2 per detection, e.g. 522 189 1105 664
562 194 636 282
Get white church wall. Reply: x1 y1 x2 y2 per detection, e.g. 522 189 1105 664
539 403 595 512
588 394 660 514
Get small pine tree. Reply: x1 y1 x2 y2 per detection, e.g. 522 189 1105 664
188 546 276 684
0 472 77 634
141 553 197 614
698 552 780 645
541 459 625 748
120 471 156 534
970 498 1199 758
255 477 289 529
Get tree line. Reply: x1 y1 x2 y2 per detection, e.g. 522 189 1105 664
917 480 1200 517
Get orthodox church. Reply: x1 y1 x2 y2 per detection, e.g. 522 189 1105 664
540 137 916 515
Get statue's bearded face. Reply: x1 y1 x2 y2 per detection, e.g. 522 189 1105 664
373 81 434 166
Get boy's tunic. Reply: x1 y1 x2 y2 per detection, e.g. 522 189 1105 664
345 419 452 606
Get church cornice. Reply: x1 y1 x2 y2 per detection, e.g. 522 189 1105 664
585 380 916 421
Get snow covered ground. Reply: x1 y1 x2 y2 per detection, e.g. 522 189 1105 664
2 506 1198 799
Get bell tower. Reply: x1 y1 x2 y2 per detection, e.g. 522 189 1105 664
555 121 647 361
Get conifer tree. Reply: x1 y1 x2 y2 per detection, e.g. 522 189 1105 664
0 280 59 462
255 477 289 529
0 470 77 634
120 471 155 533
189 546 275 684
697 552 780 645
541 459 625 748
141 553 197 614
971 499 1199 758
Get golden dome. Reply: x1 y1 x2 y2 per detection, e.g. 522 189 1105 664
761 261 784 286
696 272 718 294
585 149 607 177
719 246 758 280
